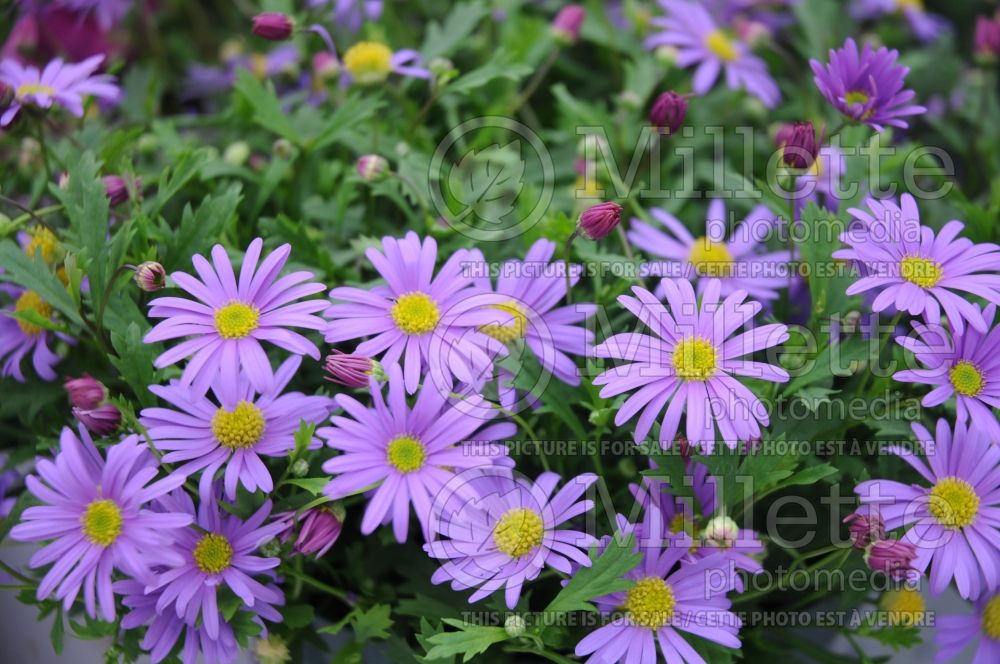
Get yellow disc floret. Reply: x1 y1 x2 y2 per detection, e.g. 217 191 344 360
343 42 394 84
17 83 57 99
14 290 53 336
949 361 984 397
982 594 1000 640
480 300 529 343
493 508 544 558
390 292 440 335
688 238 734 278
81 498 123 547
900 256 942 288
845 90 871 106
879 588 925 626
704 30 739 62
672 336 718 381
624 576 677 629
212 401 266 449
386 434 426 474
193 533 234 574
928 476 980 529
24 227 60 263
214 301 260 339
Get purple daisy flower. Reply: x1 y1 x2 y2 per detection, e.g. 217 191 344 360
320 364 515 543
645 0 781 108
593 278 789 451
810 37 927 132
340 41 430 86
140 355 330 500
9 428 192 621
183 45 301 100
630 200 791 303
851 0 949 44
144 237 327 395
149 488 285 641
0 284 66 382
324 232 508 394
0 54 119 126
935 593 1000 663
833 193 1000 334
856 418 1000 600
894 306 1000 442
424 468 597 609
307 0 383 31
575 525 742 664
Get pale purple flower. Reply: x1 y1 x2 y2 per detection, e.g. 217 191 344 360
9 428 192 621
425 469 597 609
0 284 65 381
894 306 1000 442
320 364 515 543
144 237 327 395
183 45 300 99
594 278 789 451
851 0 949 44
40 0 134 30
833 194 1000 335
645 0 781 108
935 593 1000 663
307 0 383 32
0 54 119 126
810 37 926 132
630 200 791 303
856 418 1000 599
140 356 329 500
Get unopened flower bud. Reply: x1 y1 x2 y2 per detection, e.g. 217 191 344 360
552 5 585 45
324 350 380 388
65 375 105 410
104 175 140 206
252 12 295 41
577 201 623 241
356 154 388 182
134 261 166 292
865 539 917 580
73 403 121 437
58 172 70 189
430 57 456 83
649 91 688 135
312 51 340 80
281 506 344 557
844 511 884 549
255 636 291 664
777 121 820 170
224 141 250 166
290 459 309 477
702 515 740 548
504 615 527 637
976 14 1000 62
654 45 678 68
273 138 294 160
260 538 282 557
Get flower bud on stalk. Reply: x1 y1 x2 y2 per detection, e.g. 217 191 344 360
577 201 623 241
649 91 688 135
356 154 388 182
252 13 295 41
73 403 121 437
324 350 383 388
64 375 105 410
975 14 1000 62
133 261 166 292
277 505 345 558
552 5 585 45
777 121 821 170
702 515 740 548
104 175 140 206
844 511 884 550
865 539 917 580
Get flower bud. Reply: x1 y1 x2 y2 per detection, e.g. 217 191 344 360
356 154 388 182
702 515 740 548
255 635 291 664
649 91 688 135
252 12 295 41
777 121 820 170
577 201 623 241
260 538 282 557
73 403 121 437
224 141 250 166
504 615 527 637
324 350 380 388
65 375 105 410
273 138 294 160
865 539 917 580
312 51 340 80
654 46 678 68
844 511 884 549
133 261 166 292
281 506 344 557
552 5 585 45
290 459 309 477
975 14 1000 62
103 175 140 206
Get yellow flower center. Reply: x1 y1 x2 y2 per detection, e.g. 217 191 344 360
211 401 266 449
390 292 440 335
480 300 529 343
214 301 260 339
24 227 59 263
928 477 980 529
343 41 394 84
14 290 53 336
982 595 1000 640
386 434 426 473
900 256 943 288
704 30 739 62
81 498 123 547
845 90 870 106
624 577 677 629
688 237 733 277
949 361 984 397
672 336 718 381
250 53 269 79
493 507 544 558
896 0 924 12
16 83 57 99
879 588 925 626
193 533 234 574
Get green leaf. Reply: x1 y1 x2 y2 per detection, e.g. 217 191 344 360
0 241 83 327
421 2 488 61
448 142 524 225
279 604 315 630
284 477 330 496
163 185 242 268
50 606 65 655
52 151 111 302
423 620 508 662
446 60 533 96
352 603 393 642
109 322 159 407
148 148 212 221
544 534 641 615
233 69 300 144
310 93 384 151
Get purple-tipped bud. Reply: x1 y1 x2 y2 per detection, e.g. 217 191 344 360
975 15 1000 61
293 506 344 557
865 539 917 580
356 154 388 182
133 261 166 292
64 374 105 410
73 403 121 437
577 201 623 241
552 5 585 45
325 350 382 388
777 121 820 170
312 51 340 80
649 91 688 135
103 175 140 206
844 511 884 550
252 12 295 41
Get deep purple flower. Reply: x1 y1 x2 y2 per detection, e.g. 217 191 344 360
776 121 820 170
64 374 105 409
73 403 121 437
0 54 119 126
103 174 140 205
856 418 1000 599
320 364 515 543
552 5 586 45
252 13 295 41
810 37 926 132
646 0 780 108
834 194 1000 334
144 237 327 394
852 0 949 44
10 428 192 621
935 593 1000 663
975 14 1000 61
649 91 688 134
578 201 623 240
425 469 597 609
277 505 344 557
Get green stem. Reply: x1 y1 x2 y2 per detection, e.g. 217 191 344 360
510 48 560 115
493 404 549 472
855 311 903 397
0 199 61 235
95 264 134 351
563 230 579 304
280 566 353 605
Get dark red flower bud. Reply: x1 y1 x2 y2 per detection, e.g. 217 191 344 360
73 403 121 437
64 375 105 410
577 201 623 241
777 121 821 170
975 14 1000 61
103 175 140 206
844 511 884 550
252 12 295 41
649 91 688 135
